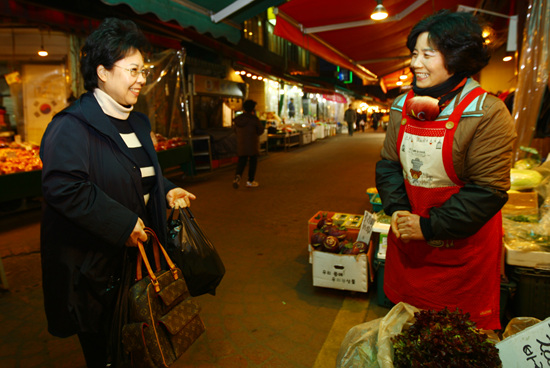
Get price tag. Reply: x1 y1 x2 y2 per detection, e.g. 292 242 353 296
357 211 375 244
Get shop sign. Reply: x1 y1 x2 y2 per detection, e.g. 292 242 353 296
193 74 244 97
496 317 550 367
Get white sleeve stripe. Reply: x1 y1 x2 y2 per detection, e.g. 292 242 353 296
141 166 155 178
120 133 142 148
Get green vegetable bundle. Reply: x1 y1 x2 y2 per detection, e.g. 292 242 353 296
391 308 502 368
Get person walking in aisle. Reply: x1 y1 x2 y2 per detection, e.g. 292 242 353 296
344 104 357 136
39 18 196 367
233 99 265 188
375 10 516 330
288 98 296 119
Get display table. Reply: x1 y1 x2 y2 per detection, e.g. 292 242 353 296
268 132 300 151
0 170 42 203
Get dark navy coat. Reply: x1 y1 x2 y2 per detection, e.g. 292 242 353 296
40 91 176 337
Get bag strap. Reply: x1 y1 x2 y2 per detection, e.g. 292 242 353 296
136 228 180 293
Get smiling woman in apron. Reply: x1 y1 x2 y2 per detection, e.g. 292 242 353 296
375 10 516 330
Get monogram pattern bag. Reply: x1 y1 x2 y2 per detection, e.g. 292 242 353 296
122 228 205 367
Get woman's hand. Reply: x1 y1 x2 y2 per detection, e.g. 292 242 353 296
166 187 197 209
392 211 424 243
126 217 147 247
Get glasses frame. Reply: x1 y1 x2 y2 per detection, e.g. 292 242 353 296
113 65 150 79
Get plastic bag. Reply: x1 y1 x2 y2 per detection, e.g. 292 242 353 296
166 207 225 296
502 316 541 339
336 302 419 368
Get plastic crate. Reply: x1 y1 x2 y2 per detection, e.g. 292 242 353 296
370 194 383 213
511 267 550 320
374 258 394 308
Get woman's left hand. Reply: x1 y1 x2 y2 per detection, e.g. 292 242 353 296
395 213 425 243
166 187 196 209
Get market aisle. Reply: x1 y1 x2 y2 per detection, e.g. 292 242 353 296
0 129 391 368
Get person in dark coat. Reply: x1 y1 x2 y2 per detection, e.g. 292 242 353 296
39 18 196 367
232 99 265 188
344 104 357 136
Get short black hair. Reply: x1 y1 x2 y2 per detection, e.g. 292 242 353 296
243 99 257 112
80 18 149 91
406 10 490 77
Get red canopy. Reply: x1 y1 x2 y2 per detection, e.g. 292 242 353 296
274 0 513 90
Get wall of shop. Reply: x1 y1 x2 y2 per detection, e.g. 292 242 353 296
480 44 517 95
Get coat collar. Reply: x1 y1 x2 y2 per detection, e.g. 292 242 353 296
67 92 156 166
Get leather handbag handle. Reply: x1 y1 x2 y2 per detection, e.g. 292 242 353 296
136 228 179 292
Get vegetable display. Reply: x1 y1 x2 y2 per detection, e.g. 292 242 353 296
510 168 542 191
392 308 502 368
310 212 369 255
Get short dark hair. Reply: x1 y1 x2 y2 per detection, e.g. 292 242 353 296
406 10 490 77
80 18 149 91
243 99 257 112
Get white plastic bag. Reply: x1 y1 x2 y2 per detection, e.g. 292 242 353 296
336 302 419 368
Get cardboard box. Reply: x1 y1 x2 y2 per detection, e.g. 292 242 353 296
496 317 550 367
311 242 374 293
502 191 538 217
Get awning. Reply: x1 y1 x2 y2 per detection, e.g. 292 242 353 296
273 0 489 89
323 93 347 104
274 15 377 84
101 0 285 44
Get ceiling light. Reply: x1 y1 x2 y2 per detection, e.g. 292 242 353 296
400 71 408 80
371 0 388 21
502 51 515 62
396 80 403 86
38 30 48 57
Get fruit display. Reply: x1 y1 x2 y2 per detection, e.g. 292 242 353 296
0 142 42 175
153 133 187 151
310 212 369 255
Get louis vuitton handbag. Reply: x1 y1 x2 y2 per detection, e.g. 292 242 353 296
121 228 205 368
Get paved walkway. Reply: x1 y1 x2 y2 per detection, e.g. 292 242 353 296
0 129 391 367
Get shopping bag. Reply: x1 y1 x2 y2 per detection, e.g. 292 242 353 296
166 207 225 296
121 228 205 368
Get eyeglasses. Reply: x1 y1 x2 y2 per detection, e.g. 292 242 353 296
113 65 150 78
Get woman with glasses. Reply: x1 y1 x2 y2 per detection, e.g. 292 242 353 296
39 18 195 367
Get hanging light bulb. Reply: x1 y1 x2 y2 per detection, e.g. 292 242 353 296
502 51 514 62
371 0 388 21
38 30 48 57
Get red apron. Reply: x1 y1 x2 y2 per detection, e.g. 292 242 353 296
384 88 502 330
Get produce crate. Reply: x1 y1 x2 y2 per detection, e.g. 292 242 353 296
373 258 394 308
511 266 550 320
308 211 361 245
370 194 383 212
502 191 538 217
504 242 550 268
